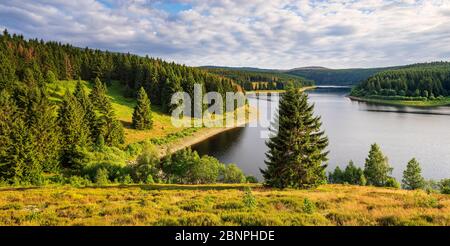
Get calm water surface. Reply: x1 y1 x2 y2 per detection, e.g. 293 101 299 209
192 88 450 181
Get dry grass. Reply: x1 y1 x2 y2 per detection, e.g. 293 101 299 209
0 184 448 226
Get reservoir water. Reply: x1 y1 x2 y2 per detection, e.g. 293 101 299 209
192 87 450 181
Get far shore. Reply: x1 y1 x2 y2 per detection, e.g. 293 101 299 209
156 85 317 157
348 95 450 107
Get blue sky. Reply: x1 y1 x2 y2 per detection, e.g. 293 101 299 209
0 0 449 69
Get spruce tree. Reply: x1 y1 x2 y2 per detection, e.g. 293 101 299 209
402 158 425 190
364 143 393 187
261 88 329 188
132 87 153 130
58 90 91 167
27 87 61 172
89 77 108 111
74 79 98 142
161 77 182 113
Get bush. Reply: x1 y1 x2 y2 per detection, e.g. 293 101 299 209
132 144 160 183
245 175 259 183
68 176 92 187
94 168 109 186
242 187 257 210
385 177 400 188
439 179 450 194
329 161 366 185
220 164 246 183
188 156 221 184
302 198 316 214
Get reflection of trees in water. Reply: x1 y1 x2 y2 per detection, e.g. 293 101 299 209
192 127 246 157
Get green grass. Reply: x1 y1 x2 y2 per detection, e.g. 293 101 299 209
349 96 450 107
0 184 448 226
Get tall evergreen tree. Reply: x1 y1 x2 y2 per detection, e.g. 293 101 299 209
132 87 153 130
74 79 98 142
27 87 61 172
89 77 109 111
364 143 393 187
402 158 425 190
58 90 91 167
261 88 329 188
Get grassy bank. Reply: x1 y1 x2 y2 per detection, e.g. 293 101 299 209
0 184 448 226
348 96 450 107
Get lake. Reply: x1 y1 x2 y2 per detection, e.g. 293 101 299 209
192 87 450 181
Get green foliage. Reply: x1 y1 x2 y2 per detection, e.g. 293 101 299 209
242 187 257 210
385 177 400 189
302 198 316 214
402 158 425 190
329 160 366 185
205 67 313 91
245 176 259 183
94 168 109 186
262 88 328 188
132 144 160 183
352 62 450 99
221 164 246 183
132 87 153 130
364 144 393 187
439 179 450 194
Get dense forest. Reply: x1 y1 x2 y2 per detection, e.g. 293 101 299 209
0 30 246 185
287 67 389 86
351 62 450 100
203 67 313 91
0 30 240 114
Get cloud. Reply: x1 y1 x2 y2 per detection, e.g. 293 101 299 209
0 0 449 69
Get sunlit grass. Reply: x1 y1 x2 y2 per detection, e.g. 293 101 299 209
0 184 448 226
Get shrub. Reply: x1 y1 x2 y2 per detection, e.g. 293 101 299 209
68 176 92 187
220 164 246 183
242 187 257 210
94 168 109 186
385 177 400 188
302 198 316 214
188 156 221 184
439 179 450 194
132 144 160 183
245 175 259 183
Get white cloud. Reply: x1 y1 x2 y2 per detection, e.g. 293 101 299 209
1 0 449 69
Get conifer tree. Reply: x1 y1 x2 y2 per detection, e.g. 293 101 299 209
364 143 393 187
261 88 329 188
132 87 153 130
58 90 91 167
161 77 182 113
402 158 425 190
27 87 61 172
74 79 98 141
89 77 109 111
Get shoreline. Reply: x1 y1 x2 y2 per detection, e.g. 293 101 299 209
348 95 450 107
244 86 317 95
157 106 258 157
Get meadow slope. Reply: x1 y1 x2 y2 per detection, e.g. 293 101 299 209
0 184 448 226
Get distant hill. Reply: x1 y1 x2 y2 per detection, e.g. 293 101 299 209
286 67 394 86
202 67 313 91
202 65 398 86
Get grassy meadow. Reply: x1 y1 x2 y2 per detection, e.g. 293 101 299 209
47 80 188 145
0 184 448 226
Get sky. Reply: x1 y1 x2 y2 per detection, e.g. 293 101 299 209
1 0 449 69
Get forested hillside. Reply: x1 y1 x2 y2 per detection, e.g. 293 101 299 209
203 67 313 91
287 67 388 86
351 62 450 100
0 30 240 114
0 30 245 186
